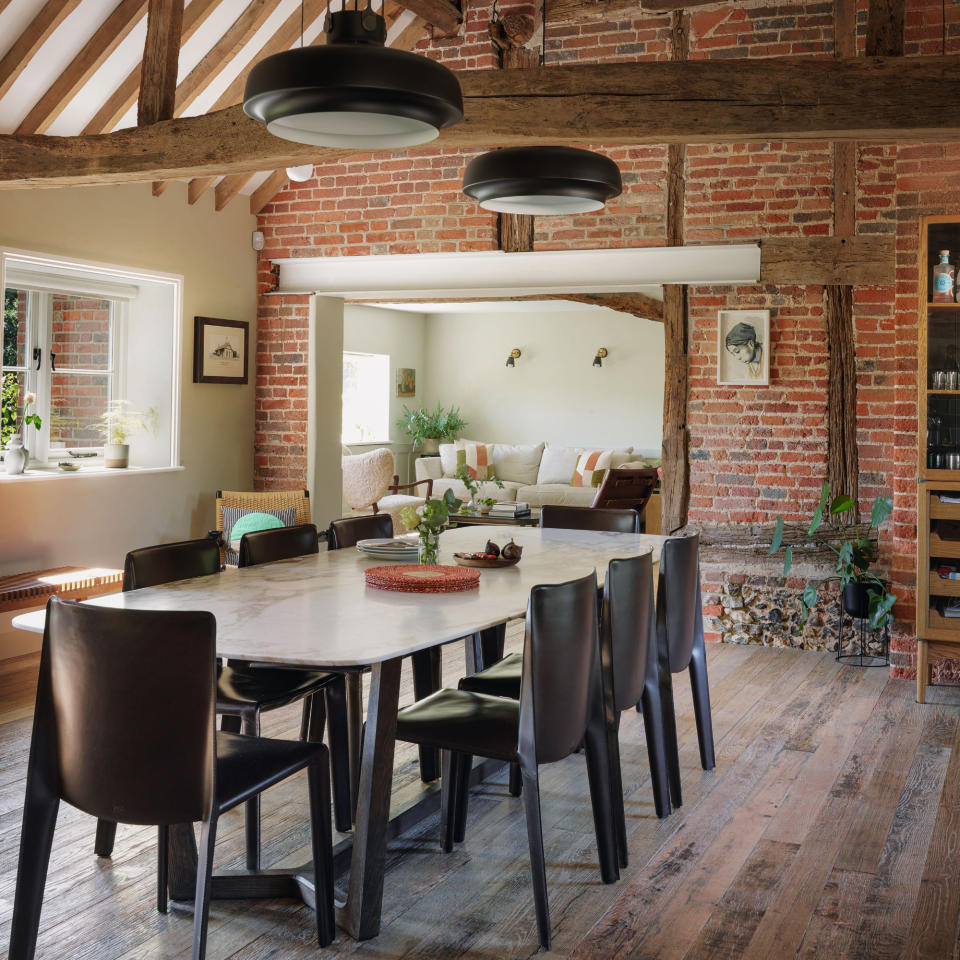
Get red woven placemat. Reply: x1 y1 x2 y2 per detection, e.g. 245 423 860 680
365 564 481 593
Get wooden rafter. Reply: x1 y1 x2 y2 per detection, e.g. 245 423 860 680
16 0 148 135
138 0 185 126
394 0 459 33
0 0 84 103
81 0 221 135
549 0 716 20
8 56 960 187
188 176 217 204
214 173 254 210
249 169 288 214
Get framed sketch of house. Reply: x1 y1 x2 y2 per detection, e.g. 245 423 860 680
193 316 249 384
717 309 770 386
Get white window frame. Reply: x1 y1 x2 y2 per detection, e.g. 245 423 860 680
341 350 391 445
1 247 183 470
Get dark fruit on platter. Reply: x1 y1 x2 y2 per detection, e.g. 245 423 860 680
501 540 522 560
484 540 500 558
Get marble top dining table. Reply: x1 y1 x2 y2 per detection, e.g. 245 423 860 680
13 524 665 941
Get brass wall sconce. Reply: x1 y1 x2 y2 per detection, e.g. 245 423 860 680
593 347 608 368
506 348 522 368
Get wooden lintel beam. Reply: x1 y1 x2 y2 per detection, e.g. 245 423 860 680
395 0 460 33
0 0 84 103
16 0 148 135
250 170 289 214
550 0 716 18
9 56 960 187
138 0 185 126
188 176 216 204
344 292 664 321
214 173 253 211
759 235 893 286
867 0 906 57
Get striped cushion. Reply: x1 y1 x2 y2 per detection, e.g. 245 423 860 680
456 442 495 481
571 449 613 488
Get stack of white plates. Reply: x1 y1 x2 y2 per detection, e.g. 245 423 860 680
356 537 420 561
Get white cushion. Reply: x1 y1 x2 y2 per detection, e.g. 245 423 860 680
536 444 581 485
516 484 597 508
491 442 544 485
415 457 443 482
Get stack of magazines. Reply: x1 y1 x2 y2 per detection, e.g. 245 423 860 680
489 501 531 519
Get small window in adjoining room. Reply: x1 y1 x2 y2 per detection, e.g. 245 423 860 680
1 250 182 472
342 352 390 444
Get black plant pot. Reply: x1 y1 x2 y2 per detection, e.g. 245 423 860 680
842 581 884 620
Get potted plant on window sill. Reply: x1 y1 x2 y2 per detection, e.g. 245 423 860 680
3 390 41 476
396 403 467 455
768 481 896 630
100 401 158 469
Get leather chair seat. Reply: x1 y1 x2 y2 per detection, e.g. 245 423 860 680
214 731 326 814
396 689 520 762
458 653 522 699
216 664 336 712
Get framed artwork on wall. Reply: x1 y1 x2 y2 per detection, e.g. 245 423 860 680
193 316 249 384
717 309 770 386
397 367 416 397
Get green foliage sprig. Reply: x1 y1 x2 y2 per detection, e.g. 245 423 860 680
401 489 463 535
100 400 158 445
769 481 895 630
396 403 467 449
455 463 504 510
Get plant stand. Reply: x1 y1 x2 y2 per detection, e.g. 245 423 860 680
836 597 890 668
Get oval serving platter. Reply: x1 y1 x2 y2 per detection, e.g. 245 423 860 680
453 552 520 569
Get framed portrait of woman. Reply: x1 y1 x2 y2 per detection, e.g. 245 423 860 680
717 309 770 386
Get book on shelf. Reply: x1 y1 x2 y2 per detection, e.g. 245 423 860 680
939 598 960 618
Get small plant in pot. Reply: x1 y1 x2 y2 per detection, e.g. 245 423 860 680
769 481 896 630
455 463 503 513
396 403 467 455
100 401 158 468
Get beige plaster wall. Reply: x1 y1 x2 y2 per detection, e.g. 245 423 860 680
0 182 256 653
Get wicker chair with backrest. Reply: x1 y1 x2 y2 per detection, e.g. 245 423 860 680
9 597 334 960
394 572 619 951
93 537 351 871
591 467 659 530
215 489 312 565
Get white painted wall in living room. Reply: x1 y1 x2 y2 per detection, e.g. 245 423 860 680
421 307 664 454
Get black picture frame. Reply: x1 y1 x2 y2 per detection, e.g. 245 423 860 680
193 316 249 385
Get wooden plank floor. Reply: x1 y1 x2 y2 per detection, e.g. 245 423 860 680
2 633 960 959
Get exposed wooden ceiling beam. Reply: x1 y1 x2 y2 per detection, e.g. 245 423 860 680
0 0 85 103
16 0 148 135
188 176 217 204
7 56 960 187
392 13 428 50
549 0 715 19
759 236 893 285
173 0 281 118
81 0 221 134
214 172 253 210
394 0 459 34
138 0 185 125
249 169 288 214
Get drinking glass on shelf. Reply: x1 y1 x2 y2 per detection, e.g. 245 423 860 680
934 370 949 389
948 371 959 390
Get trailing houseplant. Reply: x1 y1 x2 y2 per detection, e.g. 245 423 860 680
769 481 896 630
99 401 159 468
401 489 462 564
396 403 467 453
455 463 504 513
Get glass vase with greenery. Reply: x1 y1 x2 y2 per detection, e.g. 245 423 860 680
769 481 896 630
455 463 504 513
396 403 467 451
401 489 462 564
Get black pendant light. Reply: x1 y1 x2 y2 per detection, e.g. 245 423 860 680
243 1 463 149
462 146 622 215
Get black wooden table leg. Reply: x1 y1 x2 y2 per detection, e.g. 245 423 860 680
479 623 506 667
345 672 364 821
338 657 402 941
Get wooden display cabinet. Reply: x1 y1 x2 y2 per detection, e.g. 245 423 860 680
916 216 960 700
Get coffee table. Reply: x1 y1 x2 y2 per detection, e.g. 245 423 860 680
447 509 540 528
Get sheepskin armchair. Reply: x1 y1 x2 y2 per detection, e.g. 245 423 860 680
341 447 432 532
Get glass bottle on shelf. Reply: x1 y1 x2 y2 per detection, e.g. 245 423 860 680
933 249 956 302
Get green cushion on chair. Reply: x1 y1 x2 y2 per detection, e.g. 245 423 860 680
229 511 286 542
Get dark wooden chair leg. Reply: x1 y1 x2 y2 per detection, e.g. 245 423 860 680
242 710 261 871
520 764 551 951
299 695 312 741
583 711 619 885
640 681 672 820
323 676 353 832
659 665 683 809
306 753 336 947
94 818 117 857
508 763 523 797
192 815 218 960
607 712 628 869
411 648 442 782
439 750 457 853
452 751 473 843
9 792 60 960
689 641 716 771
157 825 169 914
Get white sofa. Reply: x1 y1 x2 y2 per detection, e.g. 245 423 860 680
414 441 659 509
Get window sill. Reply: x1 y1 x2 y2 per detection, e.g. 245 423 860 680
0 464 184 483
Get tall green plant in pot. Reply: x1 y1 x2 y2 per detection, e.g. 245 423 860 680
396 403 467 454
769 481 896 630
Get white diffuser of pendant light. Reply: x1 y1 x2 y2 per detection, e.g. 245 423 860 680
286 164 314 182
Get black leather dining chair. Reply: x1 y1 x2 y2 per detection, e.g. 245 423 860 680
540 504 642 533
327 513 445 784
94 537 350 871
656 532 715 808
460 553 672 865
9 597 334 960
238 522 320 566
394 572 619 951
